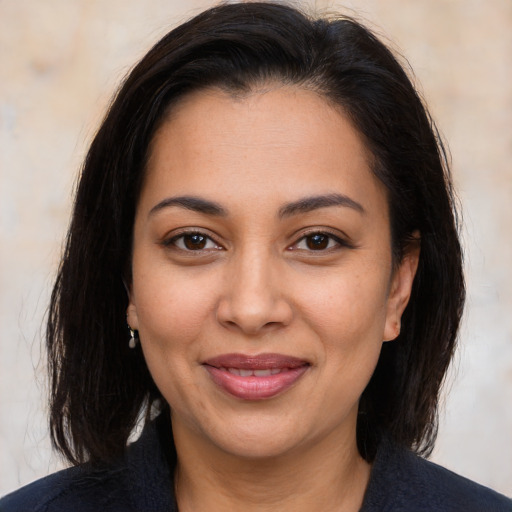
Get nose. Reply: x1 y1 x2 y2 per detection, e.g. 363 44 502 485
216 249 293 335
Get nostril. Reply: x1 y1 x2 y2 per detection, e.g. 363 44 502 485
217 311 292 335
215 284 293 334
262 321 282 329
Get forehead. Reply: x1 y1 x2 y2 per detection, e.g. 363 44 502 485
142 85 386 216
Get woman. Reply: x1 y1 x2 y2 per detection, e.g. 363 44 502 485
1 2 510 511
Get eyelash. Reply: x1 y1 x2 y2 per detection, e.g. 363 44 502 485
290 231 350 252
163 231 223 252
162 229 351 253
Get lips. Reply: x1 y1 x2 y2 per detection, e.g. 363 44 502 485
203 353 310 400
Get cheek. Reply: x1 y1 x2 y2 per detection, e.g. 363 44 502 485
132 271 216 407
298 268 390 345
133 268 218 347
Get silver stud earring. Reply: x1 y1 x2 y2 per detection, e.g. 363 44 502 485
128 327 138 349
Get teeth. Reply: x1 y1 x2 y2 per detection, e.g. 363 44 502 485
254 369 272 377
224 367 284 377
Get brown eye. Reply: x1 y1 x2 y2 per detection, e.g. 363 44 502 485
168 232 222 251
291 232 345 252
183 234 207 250
306 234 329 250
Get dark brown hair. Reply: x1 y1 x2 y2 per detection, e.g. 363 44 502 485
47 1 464 465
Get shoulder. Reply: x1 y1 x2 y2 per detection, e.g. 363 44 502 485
0 415 175 512
0 462 134 512
363 437 512 512
399 450 512 511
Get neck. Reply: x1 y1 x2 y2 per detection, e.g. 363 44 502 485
171 414 371 512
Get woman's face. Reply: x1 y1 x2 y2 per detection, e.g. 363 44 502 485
128 86 418 459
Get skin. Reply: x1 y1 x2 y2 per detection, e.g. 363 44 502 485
127 85 419 511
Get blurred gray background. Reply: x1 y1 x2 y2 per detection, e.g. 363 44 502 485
1 0 511 497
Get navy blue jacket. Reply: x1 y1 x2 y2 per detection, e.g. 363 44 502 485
1 416 511 511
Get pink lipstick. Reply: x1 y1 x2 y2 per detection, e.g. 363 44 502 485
202 353 309 400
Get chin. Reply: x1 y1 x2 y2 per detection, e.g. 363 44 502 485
213 430 305 460
174 406 309 460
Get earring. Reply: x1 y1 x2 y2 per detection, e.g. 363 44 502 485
128 327 139 349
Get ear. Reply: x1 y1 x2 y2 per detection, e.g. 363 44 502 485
383 234 420 342
126 285 140 331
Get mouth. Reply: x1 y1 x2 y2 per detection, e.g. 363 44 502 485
202 353 310 401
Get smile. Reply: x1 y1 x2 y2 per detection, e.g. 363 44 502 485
225 367 283 376
203 353 310 400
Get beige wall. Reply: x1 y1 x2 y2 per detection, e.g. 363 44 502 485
1 0 511 497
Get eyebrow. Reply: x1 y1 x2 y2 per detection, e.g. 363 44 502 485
278 193 365 218
149 196 227 217
148 193 365 218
